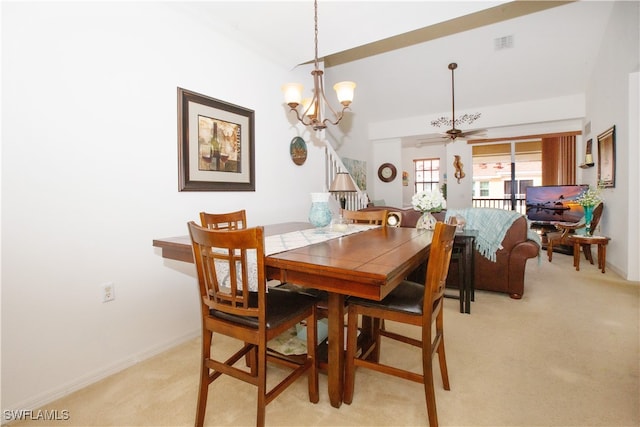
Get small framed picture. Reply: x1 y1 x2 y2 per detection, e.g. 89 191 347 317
597 125 615 188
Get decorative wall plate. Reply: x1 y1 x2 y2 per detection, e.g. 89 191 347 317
290 136 307 165
377 163 397 182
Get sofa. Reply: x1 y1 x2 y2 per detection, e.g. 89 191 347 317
360 206 540 299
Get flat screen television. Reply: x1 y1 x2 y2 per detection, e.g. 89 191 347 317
525 185 588 223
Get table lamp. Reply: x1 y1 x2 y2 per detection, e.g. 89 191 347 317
329 172 357 209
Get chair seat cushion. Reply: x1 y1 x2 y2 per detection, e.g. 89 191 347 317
211 289 316 329
275 283 352 311
349 281 424 315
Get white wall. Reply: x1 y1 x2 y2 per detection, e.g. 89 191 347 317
371 139 402 207
1 2 324 412
584 0 639 281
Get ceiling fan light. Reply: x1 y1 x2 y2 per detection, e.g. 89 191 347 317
282 83 303 107
333 81 356 106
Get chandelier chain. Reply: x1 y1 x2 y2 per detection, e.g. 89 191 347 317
314 0 319 69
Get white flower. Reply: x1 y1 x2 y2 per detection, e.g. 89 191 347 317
575 185 602 207
411 189 446 213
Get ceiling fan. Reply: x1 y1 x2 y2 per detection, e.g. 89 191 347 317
427 62 486 142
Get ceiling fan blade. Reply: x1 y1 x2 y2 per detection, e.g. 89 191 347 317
460 128 487 137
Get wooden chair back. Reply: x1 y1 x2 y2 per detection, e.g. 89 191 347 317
588 202 604 236
342 209 388 226
423 222 457 325
200 210 247 230
188 221 264 319
547 201 604 261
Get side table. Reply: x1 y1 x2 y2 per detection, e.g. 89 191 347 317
446 230 477 314
568 234 611 273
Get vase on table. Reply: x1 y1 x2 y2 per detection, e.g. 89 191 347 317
583 205 594 235
416 211 438 230
308 192 332 228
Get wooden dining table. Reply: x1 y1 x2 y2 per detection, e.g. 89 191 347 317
152 222 433 408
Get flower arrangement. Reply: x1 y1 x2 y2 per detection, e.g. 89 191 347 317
575 184 602 207
411 189 446 213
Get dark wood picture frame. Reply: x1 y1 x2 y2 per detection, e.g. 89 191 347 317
597 125 615 188
178 87 255 191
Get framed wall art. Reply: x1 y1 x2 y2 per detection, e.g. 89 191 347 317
597 125 615 188
178 87 255 191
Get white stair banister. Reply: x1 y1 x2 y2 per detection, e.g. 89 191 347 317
323 143 368 211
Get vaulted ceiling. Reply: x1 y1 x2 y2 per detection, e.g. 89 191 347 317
171 1 621 143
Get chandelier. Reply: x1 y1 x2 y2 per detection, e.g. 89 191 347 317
281 0 355 131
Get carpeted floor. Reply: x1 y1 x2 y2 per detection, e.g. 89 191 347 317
10 253 640 426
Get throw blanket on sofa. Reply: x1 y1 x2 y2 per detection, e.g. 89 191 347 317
445 208 522 262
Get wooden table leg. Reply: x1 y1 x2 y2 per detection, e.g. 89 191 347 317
573 241 581 271
463 239 474 314
326 292 344 408
598 244 607 273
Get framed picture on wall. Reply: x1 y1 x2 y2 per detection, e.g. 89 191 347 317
177 87 255 191
597 125 615 188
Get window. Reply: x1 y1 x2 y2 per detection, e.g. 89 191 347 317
504 179 534 197
414 158 440 193
480 181 489 197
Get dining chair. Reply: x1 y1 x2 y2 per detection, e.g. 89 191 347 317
187 222 319 427
343 222 457 427
341 209 389 226
200 209 247 230
547 202 603 262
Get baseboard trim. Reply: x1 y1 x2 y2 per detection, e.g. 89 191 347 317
2 329 200 425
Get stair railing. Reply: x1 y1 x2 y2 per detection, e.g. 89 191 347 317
324 142 368 211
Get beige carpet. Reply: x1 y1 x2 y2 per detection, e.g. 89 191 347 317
10 254 639 426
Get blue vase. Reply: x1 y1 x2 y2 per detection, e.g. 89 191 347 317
309 192 332 228
584 205 594 235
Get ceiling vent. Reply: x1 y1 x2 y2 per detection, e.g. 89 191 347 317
494 35 514 50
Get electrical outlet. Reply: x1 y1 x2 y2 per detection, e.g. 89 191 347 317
101 282 115 303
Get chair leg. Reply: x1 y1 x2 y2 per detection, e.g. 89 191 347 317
195 330 212 427
437 339 450 391
547 241 554 262
371 317 382 362
343 305 359 405
435 315 450 391
422 347 439 427
256 345 267 427
582 244 594 264
247 346 258 376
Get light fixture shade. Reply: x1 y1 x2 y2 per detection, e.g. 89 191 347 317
282 83 303 105
329 172 358 192
333 81 356 105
